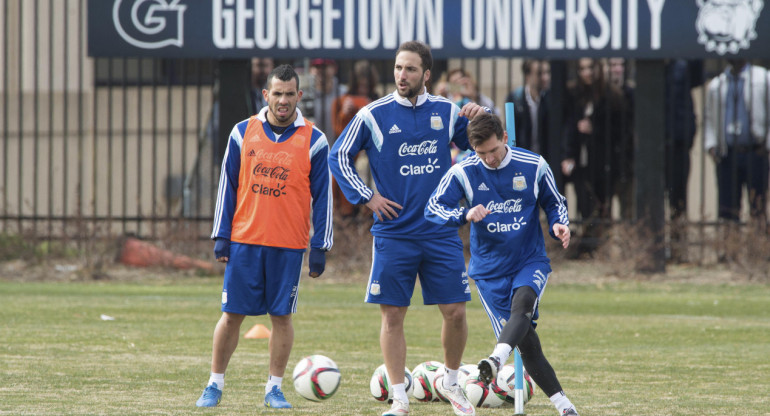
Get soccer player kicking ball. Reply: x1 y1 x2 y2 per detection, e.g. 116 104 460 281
425 113 580 416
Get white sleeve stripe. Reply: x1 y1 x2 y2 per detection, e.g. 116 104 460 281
426 166 465 221
335 117 373 200
449 103 459 143
211 141 234 238
323 167 334 249
309 131 329 159
541 162 569 224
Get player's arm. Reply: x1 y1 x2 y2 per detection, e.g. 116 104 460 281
425 165 471 227
328 111 374 205
211 123 244 241
309 130 333 252
451 102 492 151
535 157 570 247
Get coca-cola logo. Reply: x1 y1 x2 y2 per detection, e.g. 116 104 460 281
485 198 523 214
253 149 294 165
253 163 290 181
398 140 438 157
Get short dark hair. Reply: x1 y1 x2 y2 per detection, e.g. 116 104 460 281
467 113 504 148
396 40 433 72
267 64 300 90
521 59 537 76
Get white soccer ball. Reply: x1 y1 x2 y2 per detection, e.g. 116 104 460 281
291 355 341 401
411 361 442 402
496 363 535 405
458 364 477 387
462 368 504 408
370 364 413 402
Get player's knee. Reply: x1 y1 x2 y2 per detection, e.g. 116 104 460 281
439 302 467 323
511 286 537 317
220 311 246 326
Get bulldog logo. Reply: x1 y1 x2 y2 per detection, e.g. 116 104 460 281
696 0 763 55
112 0 187 49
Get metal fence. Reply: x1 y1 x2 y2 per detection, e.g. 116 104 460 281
1 1 769 266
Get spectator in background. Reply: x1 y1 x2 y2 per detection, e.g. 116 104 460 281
606 58 635 221
208 58 275 167
665 59 703 262
561 58 625 256
447 68 500 115
445 68 499 164
539 60 551 91
505 59 550 160
331 60 381 218
248 57 275 114
704 59 769 229
308 58 347 145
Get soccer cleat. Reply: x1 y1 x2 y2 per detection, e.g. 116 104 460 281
264 385 292 409
382 398 410 416
562 408 580 416
195 382 222 407
477 357 501 386
435 380 475 416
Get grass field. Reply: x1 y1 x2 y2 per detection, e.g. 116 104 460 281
1 275 769 416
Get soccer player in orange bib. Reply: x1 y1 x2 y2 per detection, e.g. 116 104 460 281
196 64 333 409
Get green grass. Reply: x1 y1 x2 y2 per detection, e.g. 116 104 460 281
1 278 768 415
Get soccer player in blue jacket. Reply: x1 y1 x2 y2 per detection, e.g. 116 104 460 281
329 40 488 416
425 113 580 416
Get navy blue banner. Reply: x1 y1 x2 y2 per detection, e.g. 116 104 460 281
89 0 769 59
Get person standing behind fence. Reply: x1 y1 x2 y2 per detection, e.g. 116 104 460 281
665 59 703 261
561 58 625 256
309 58 346 145
425 113 579 416
330 40 488 416
607 58 635 221
704 59 769 228
331 60 380 218
506 59 550 160
208 58 275 167
196 64 333 409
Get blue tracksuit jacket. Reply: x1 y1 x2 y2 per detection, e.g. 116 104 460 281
329 89 471 239
425 145 568 280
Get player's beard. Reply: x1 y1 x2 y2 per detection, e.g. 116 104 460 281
398 81 423 100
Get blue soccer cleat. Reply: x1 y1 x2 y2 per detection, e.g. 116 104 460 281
264 385 292 409
196 382 222 407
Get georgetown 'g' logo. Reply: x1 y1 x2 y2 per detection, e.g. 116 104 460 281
696 0 763 55
112 0 187 49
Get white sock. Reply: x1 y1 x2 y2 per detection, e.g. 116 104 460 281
491 343 513 366
208 373 225 390
443 366 459 387
265 375 283 393
550 391 576 414
392 383 408 403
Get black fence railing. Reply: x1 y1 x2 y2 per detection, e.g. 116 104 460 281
1 1 769 269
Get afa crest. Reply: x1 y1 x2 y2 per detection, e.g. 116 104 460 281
513 176 527 191
430 115 443 130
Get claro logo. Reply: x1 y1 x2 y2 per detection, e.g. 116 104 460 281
112 0 186 49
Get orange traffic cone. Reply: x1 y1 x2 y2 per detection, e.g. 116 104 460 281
244 324 271 339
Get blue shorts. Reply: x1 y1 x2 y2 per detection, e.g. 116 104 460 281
221 243 303 316
473 261 551 339
365 236 470 306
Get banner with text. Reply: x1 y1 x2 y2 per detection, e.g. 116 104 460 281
89 0 769 59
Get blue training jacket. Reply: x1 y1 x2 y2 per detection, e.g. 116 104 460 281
329 89 471 239
425 145 568 280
